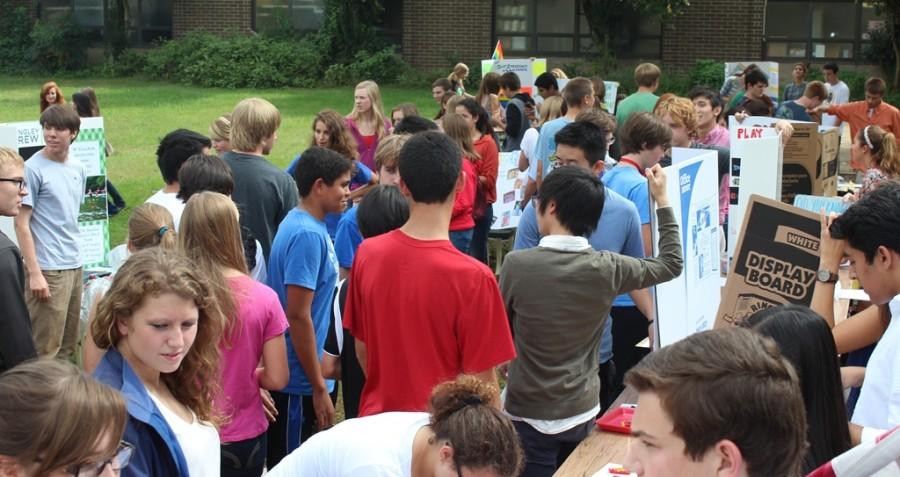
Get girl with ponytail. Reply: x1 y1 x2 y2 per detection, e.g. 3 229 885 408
267 375 525 477
850 125 900 200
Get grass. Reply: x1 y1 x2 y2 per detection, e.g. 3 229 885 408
0 75 437 245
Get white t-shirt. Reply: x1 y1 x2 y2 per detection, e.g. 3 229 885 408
267 412 429 477
852 297 900 434
145 190 185 232
149 393 220 477
520 128 539 171
822 80 851 130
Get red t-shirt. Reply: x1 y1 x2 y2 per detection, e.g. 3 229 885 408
473 134 500 204
449 157 477 231
343 230 515 416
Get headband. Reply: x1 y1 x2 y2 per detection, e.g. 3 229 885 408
158 226 169 237
864 126 874 150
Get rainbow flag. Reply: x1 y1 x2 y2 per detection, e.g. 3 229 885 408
491 40 504 60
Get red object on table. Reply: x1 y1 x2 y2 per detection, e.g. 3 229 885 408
596 407 634 434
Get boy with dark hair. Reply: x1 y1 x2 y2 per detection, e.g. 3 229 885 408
688 87 729 147
391 116 438 135
501 164 682 476
775 81 827 122
821 62 850 131
624 327 807 477
500 71 535 152
615 63 662 126
431 78 452 104
266 147 352 465
0 147 36 372
343 131 515 416
14 105 84 360
147 128 211 230
534 72 560 100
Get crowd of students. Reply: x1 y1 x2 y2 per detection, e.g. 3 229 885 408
1 60 900 477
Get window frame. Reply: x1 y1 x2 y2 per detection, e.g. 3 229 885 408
38 0 173 46
763 0 879 62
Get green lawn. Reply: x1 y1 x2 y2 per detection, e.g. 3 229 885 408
0 76 436 245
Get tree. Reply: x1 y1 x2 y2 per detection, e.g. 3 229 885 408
580 0 691 67
319 0 384 63
868 0 900 89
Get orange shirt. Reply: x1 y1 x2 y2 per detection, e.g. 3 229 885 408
827 101 900 140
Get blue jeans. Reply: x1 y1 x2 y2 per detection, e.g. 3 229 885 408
468 203 493 263
449 228 474 253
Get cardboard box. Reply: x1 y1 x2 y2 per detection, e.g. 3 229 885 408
716 195 821 327
781 122 840 204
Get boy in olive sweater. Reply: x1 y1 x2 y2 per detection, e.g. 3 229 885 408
499 165 683 476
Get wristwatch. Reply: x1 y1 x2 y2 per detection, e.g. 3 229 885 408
816 269 839 284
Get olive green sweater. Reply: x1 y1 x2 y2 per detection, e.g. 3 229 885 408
500 206 683 421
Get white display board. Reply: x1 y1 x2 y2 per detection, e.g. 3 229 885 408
727 116 782 263
482 58 547 97
652 148 721 348
492 151 527 230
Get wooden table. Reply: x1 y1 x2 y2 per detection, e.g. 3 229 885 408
554 387 638 477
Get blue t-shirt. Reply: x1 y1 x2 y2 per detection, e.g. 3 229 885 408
602 165 650 225
267 208 338 395
334 206 363 270
287 155 374 239
530 117 573 181
513 186 644 362
774 101 813 122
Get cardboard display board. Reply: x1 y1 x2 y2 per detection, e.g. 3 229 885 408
727 117 782 262
781 122 840 203
653 148 721 347
725 61 780 101
717 195 821 327
482 58 547 97
0 118 109 267
492 151 528 230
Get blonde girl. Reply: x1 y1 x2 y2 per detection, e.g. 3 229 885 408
346 80 392 171
209 114 232 156
91 248 226 477
180 191 289 477
448 63 470 94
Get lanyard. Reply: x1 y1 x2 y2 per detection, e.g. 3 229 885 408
618 158 645 177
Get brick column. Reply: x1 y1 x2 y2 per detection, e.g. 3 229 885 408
172 0 254 38
661 0 766 71
401 0 493 70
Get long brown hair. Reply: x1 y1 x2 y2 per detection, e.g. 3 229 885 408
442 113 480 161
311 109 359 160
128 203 177 250
91 248 226 423
0 359 127 476
860 125 900 178
40 81 65 112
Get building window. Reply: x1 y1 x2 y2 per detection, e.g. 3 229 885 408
765 1 882 60
255 0 326 32
494 0 661 58
39 0 172 45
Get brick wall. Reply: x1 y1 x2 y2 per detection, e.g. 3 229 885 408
7 0 35 18
172 0 254 38
661 0 766 71
401 0 493 70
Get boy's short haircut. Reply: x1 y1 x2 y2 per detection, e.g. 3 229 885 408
634 63 662 88
619 112 672 155
538 166 605 237
393 116 438 135
823 62 839 74
432 78 452 91
866 77 887 95
230 97 281 152
499 72 521 91
357 184 410 239
745 69 769 87
0 147 24 170
654 96 699 139
292 147 353 198
803 81 828 101
574 109 617 136
39 104 81 137
177 154 235 203
554 121 608 167
687 86 724 112
156 129 212 185
742 97 774 117
398 131 461 204
562 77 593 107
534 72 559 92
374 133 411 170
830 181 900 263
625 327 807 477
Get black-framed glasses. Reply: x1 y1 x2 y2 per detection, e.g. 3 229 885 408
0 178 26 191
65 441 134 477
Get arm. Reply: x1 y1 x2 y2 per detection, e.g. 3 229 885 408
641 224 653 257
517 150 528 172
506 102 523 138
257 335 290 390
840 366 866 389
82 299 105 373
339 267 350 280
285 285 335 428
628 288 654 321
13 207 49 300
833 304 889 354
520 178 537 210
349 182 375 203
472 367 501 401
810 211 843 328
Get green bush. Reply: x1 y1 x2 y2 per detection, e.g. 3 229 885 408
324 47 408 86
0 3 32 74
688 59 723 90
29 15 90 72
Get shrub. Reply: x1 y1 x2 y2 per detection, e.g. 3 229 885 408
0 3 32 74
688 59 724 90
29 15 90 72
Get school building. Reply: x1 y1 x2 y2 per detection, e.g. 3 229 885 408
13 0 885 75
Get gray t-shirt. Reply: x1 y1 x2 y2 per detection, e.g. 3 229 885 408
22 150 85 270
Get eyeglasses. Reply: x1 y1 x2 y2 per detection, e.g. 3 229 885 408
65 441 135 477
0 178 26 191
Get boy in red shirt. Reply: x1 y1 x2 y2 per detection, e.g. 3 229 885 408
343 131 515 416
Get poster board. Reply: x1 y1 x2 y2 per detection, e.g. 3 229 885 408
725 61 780 101
727 116 782 263
492 151 527 230
652 148 721 348
781 122 840 203
482 58 547 97
716 195 821 327
0 118 109 268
